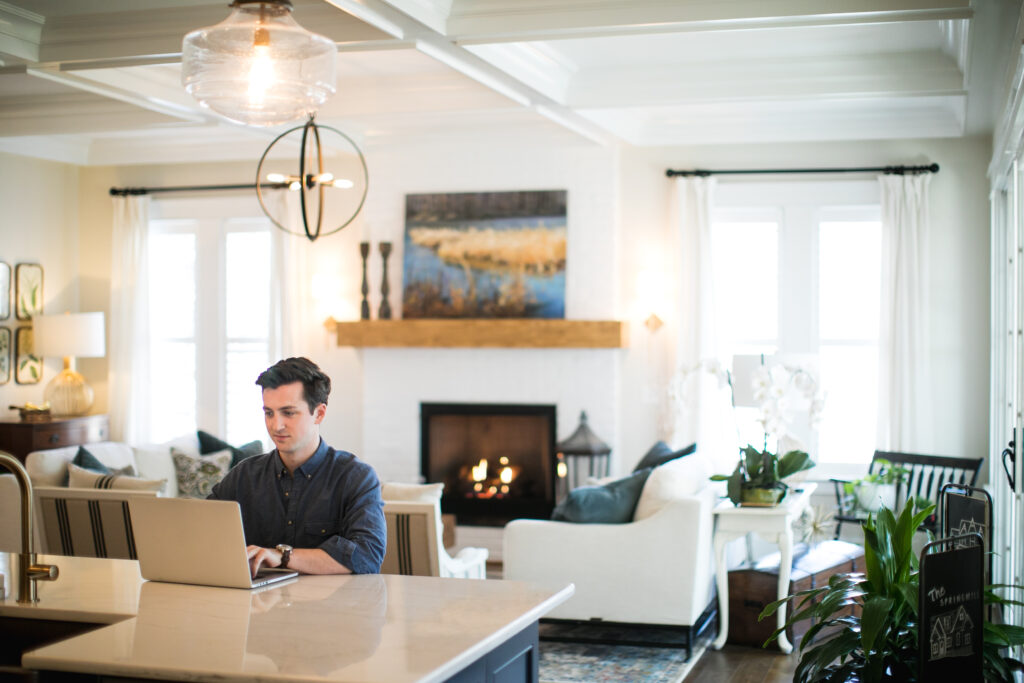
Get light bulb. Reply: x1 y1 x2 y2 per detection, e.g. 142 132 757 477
247 43 274 106
266 172 286 182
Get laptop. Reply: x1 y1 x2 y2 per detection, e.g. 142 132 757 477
128 497 299 589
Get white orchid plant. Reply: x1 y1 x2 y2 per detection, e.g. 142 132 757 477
749 361 825 450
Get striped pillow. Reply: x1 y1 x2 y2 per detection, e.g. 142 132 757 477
67 462 166 493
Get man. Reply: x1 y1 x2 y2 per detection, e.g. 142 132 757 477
209 357 385 576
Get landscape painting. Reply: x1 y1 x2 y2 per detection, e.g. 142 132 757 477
401 190 567 318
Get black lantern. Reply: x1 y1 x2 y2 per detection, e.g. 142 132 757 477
556 411 611 491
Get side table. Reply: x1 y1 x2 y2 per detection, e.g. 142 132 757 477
712 482 817 653
0 414 110 463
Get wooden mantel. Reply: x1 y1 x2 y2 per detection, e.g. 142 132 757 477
325 319 628 348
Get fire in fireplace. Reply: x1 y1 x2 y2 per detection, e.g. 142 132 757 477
420 403 557 526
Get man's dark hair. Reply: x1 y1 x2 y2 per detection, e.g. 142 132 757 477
256 357 331 413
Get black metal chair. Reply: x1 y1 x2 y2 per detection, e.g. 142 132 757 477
831 450 984 538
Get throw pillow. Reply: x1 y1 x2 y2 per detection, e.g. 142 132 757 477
633 452 712 521
633 441 697 471
551 468 652 524
61 446 137 486
67 462 166 493
197 430 264 468
381 482 444 503
172 447 232 499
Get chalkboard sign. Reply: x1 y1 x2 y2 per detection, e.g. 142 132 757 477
918 534 984 680
941 484 992 585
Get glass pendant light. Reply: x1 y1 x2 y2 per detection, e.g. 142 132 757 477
182 0 336 127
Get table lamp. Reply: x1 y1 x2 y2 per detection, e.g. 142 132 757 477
32 312 106 416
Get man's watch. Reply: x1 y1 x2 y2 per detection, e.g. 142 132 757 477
275 544 293 568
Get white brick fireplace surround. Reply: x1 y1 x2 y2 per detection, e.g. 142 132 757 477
352 346 622 559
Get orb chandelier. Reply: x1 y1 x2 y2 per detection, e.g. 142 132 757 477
181 0 336 127
256 116 368 241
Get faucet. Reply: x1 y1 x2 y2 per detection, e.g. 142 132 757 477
0 452 58 603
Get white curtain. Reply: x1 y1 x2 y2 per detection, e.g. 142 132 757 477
877 173 932 451
270 191 315 361
669 176 736 470
108 195 151 444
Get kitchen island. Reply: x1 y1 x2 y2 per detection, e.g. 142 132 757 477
0 553 573 683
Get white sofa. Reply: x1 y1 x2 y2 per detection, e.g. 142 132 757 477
503 451 717 656
24 434 205 498
0 435 206 557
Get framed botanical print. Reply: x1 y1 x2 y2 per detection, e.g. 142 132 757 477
0 262 10 320
15 325 41 384
0 327 9 385
15 263 43 321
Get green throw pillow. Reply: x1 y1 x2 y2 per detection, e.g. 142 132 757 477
633 441 696 471
197 430 263 469
551 468 653 524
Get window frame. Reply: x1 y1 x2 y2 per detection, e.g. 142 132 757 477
711 179 882 479
148 196 274 445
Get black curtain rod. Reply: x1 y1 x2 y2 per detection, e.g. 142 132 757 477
109 182 291 197
665 163 939 178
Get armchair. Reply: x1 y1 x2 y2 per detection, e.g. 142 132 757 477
502 452 718 660
832 449 983 538
380 483 488 579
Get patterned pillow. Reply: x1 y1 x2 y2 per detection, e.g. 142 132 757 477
172 447 232 499
67 462 166 493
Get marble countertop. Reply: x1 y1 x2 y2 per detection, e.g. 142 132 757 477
2 553 573 683
0 553 142 623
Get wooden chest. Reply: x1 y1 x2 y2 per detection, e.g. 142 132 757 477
727 540 864 647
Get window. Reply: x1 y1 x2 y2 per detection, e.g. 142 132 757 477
711 181 881 470
148 197 274 446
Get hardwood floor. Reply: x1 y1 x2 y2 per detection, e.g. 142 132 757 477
687 643 800 682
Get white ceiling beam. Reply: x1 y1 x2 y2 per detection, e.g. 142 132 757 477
0 1 43 63
444 0 973 44
26 66 209 123
567 52 966 108
330 0 618 145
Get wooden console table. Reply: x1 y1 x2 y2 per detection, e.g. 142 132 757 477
0 414 109 462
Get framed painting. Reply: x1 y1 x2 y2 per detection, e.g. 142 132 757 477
15 263 43 320
0 261 10 320
15 325 41 385
401 190 567 319
0 327 9 385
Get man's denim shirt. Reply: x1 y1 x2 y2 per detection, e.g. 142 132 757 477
209 439 386 574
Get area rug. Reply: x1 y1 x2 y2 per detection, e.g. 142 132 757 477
538 622 708 683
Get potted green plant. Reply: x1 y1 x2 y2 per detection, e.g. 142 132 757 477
843 458 909 513
760 501 1024 682
711 445 815 506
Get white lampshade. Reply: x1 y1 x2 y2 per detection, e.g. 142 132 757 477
32 312 106 359
731 354 765 408
181 0 337 127
32 312 106 417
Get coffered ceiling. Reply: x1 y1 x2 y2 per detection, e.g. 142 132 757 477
0 0 1016 165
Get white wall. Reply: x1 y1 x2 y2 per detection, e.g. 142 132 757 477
323 137 622 482
617 135 993 480
0 152 82 415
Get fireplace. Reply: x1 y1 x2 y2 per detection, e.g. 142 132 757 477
421 403 557 526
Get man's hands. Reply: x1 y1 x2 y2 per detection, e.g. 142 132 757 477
247 544 284 577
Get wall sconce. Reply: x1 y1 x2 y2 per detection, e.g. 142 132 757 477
181 0 336 127
635 268 667 332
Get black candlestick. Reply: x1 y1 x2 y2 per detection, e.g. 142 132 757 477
359 242 370 320
378 241 392 320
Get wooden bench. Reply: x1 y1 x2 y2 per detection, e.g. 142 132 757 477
831 450 983 538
